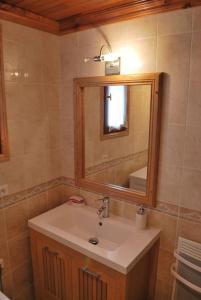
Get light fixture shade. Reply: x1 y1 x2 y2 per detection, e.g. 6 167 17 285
103 52 119 62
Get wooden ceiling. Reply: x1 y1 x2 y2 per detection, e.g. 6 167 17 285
0 0 200 35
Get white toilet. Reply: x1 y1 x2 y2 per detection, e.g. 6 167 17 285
129 166 147 192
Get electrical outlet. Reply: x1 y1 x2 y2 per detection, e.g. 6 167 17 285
0 185 8 197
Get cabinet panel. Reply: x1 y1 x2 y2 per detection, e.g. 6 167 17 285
36 238 73 300
72 256 125 300
78 267 107 300
30 229 159 300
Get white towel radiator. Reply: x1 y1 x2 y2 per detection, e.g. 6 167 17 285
171 237 201 300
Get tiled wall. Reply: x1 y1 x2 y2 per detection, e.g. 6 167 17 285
60 7 201 214
1 21 61 195
60 7 201 299
0 184 78 299
0 21 64 299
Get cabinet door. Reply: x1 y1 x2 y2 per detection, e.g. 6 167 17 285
36 238 73 300
72 256 125 300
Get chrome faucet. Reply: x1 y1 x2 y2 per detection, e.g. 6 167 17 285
97 197 110 218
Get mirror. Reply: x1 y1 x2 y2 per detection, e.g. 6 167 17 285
0 28 9 162
74 74 162 207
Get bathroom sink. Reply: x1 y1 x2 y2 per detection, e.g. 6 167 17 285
49 206 132 251
28 203 160 274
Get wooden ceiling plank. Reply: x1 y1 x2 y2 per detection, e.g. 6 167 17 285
0 2 59 34
14 0 67 13
0 0 201 35
39 0 143 20
59 0 201 34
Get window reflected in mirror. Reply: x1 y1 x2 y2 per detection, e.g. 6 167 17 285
103 85 129 137
84 84 151 194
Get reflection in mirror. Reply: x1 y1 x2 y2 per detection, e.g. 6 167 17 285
84 84 151 194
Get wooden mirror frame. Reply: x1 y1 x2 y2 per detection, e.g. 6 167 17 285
0 27 9 162
74 73 162 207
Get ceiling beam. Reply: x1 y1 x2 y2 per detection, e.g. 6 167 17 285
0 2 59 34
59 0 201 34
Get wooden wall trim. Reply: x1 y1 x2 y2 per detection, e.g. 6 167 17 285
0 2 59 34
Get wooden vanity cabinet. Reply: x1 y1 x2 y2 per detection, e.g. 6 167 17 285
30 229 159 300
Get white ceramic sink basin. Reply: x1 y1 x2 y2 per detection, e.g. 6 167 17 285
50 206 131 251
29 203 160 274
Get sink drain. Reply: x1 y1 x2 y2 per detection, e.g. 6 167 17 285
88 237 99 245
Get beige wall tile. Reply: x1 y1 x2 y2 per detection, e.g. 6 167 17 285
0 157 25 194
157 165 182 205
63 185 78 202
23 119 49 155
157 33 191 76
23 153 48 188
157 10 192 36
157 249 174 282
161 74 189 125
183 125 201 170
148 210 177 252
190 31 201 82
119 37 157 74
48 117 62 150
59 80 74 121
3 39 25 82
176 218 201 244
44 84 60 119
61 145 74 178
28 192 48 219
47 186 64 209
42 33 60 84
101 15 157 43
20 84 46 120
12 261 33 294
192 6 201 31
159 124 186 167
8 234 31 269
155 278 172 300
0 210 6 242
5 200 28 240
5 82 24 121
187 81 201 127
180 169 201 211
7 120 25 157
47 149 62 180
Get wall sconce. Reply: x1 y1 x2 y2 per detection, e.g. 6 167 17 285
84 45 121 75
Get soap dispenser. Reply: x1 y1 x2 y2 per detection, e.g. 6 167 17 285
136 205 147 229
